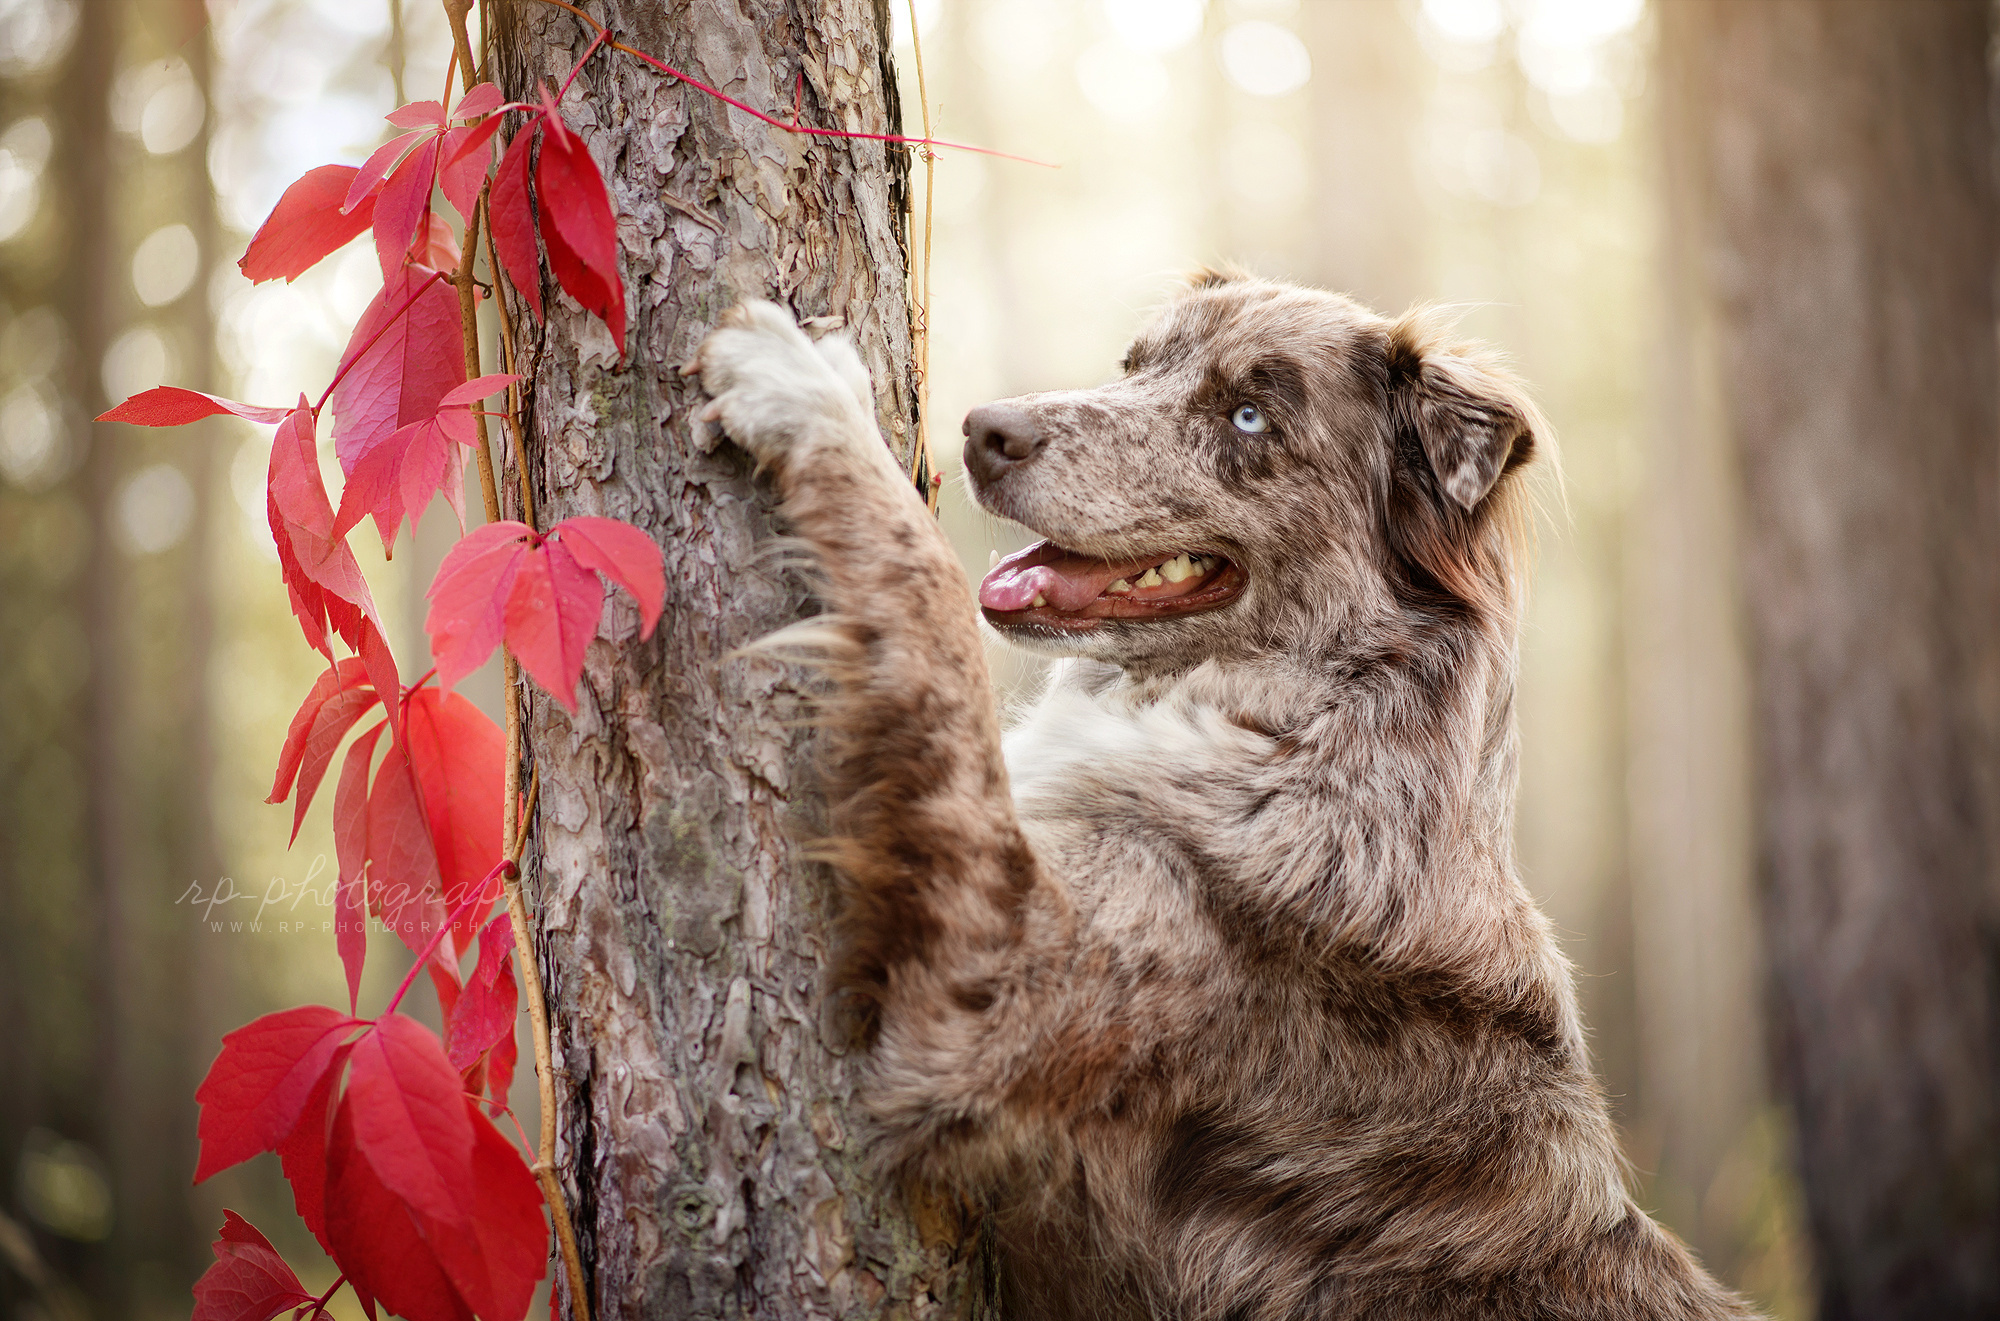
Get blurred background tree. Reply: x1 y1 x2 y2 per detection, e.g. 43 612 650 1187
6 1 1998 1318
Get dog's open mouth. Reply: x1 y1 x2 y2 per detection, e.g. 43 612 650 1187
978 540 1245 630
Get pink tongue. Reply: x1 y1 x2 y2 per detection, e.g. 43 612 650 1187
978 543 1145 612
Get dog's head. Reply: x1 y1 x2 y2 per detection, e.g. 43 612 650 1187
963 272 1544 671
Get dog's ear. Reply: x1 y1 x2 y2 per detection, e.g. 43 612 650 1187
1386 313 1537 511
1185 262 1254 290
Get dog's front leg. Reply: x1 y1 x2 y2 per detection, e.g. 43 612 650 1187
692 302 1070 1180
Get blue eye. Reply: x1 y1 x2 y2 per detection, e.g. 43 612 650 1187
1231 404 1269 434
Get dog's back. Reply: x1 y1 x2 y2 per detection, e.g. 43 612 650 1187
693 276 1759 1319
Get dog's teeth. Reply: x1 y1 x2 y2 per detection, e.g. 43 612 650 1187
1031 592 1047 608
1160 553 1196 583
989 549 1000 569
1137 567 1163 588
1108 579 1131 594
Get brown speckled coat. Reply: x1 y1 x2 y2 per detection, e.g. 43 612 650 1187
694 274 1759 1320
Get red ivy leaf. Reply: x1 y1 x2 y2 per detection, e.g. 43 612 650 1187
98 386 289 427
424 518 664 710
325 1092 473 1321
534 120 624 355
424 521 532 691
240 164 378 285
450 1100 547 1320
548 516 664 636
194 1005 361 1182
335 410 475 555
328 267 466 483
504 534 602 709
284 683 382 846
488 128 542 321
346 129 426 214
451 82 505 122
366 737 452 966
440 118 504 224
483 1011 518 1113
267 401 381 660
333 719 388 1014
373 135 443 279
343 1015 475 1230
406 687 505 945
411 210 462 272
388 99 446 129
267 657 370 807
448 915 517 1071
275 1042 350 1258
191 1211 314 1321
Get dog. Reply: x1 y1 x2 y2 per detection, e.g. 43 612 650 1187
691 272 1758 1320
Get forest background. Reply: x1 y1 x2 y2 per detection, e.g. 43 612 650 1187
0 0 1935 1316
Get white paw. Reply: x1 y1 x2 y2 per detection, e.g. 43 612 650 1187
688 300 875 471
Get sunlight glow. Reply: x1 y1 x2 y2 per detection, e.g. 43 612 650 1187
1219 21 1311 98
1104 0 1205 54
115 462 196 556
1421 0 1504 46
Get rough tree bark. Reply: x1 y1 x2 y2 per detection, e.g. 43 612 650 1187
493 3 993 1316
1659 3 2000 1316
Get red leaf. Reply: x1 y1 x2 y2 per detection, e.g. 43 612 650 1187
240 164 378 285
451 82 505 121
192 1211 314 1321
366 738 450 965
268 401 381 658
325 1092 473 1321
488 128 543 321
359 617 403 743
373 135 442 278
412 210 462 272
335 410 477 555
484 1016 517 1113
288 687 382 845
446 1101 547 1320
553 516 664 637
534 118 624 354
344 1015 476 1228
194 1006 362 1182
504 536 603 711
98 386 289 427
334 720 388 1014
441 372 519 407
424 521 633 710
329 268 466 480
388 99 446 129
441 118 504 224
448 915 517 1071
406 688 505 941
346 129 426 213
425 521 534 689
275 1042 350 1257
539 216 617 348
267 657 370 807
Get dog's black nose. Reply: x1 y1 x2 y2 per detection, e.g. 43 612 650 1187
963 403 1045 484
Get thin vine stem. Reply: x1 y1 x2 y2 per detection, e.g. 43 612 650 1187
905 0 938 511
524 0 1051 165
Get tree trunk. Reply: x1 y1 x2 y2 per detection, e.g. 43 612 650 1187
1659 3 2000 1316
494 3 993 1316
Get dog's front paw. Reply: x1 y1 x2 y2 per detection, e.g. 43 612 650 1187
687 300 874 472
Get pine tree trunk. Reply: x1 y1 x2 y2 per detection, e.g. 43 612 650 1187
494 3 993 1315
1658 3 2000 1316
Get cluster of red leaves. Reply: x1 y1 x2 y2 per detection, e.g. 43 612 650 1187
98 71 653 1321
194 999 541 1321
